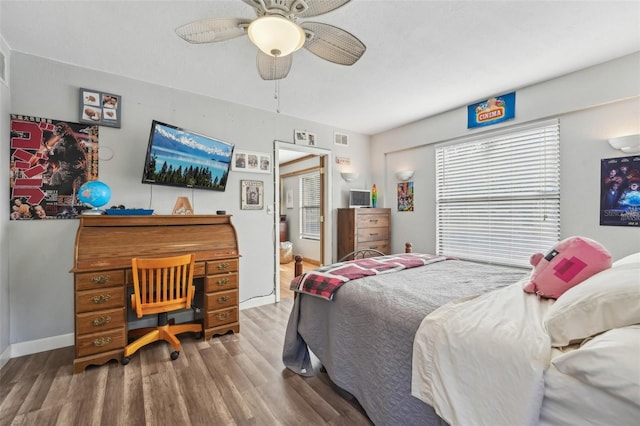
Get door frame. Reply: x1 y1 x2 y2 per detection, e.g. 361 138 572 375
273 141 332 302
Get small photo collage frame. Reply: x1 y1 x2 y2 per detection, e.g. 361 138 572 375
232 150 271 174
79 88 122 128
294 130 317 146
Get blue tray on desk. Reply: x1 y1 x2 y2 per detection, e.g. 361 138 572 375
105 209 154 215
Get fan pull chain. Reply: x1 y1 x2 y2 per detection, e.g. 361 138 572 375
273 54 280 113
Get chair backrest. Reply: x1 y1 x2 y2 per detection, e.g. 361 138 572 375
131 253 196 318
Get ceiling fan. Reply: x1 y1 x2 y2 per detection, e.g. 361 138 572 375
176 0 366 80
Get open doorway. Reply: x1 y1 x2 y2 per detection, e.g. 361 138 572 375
274 141 332 301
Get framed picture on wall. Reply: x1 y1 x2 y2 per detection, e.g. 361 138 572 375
79 88 122 128
294 130 317 146
232 150 271 174
241 180 264 210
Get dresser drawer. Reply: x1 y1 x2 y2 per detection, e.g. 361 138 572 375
357 227 389 243
76 328 126 357
76 287 125 313
206 289 238 310
76 307 126 335
76 270 125 291
206 307 238 328
206 259 238 274
205 272 239 292
356 240 390 254
356 214 389 229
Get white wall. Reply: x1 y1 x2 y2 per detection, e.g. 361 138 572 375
5 52 371 352
372 53 640 260
0 36 11 367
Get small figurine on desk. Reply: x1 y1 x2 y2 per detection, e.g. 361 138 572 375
372 184 377 208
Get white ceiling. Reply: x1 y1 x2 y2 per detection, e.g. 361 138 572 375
1 0 639 135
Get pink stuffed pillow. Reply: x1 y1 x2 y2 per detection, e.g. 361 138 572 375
523 236 612 299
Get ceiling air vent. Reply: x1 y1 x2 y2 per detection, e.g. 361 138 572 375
334 132 348 147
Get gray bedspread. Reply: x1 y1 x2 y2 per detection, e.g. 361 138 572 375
283 259 528 426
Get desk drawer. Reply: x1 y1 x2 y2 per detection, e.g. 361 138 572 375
76 270 125 291
194 261 206 277
206 307 238 328
205 272 239 292
206 259 238 274
357 227 389 243
206 289 238 310
76 328 126 357
76 307 126 335
76 287 125 313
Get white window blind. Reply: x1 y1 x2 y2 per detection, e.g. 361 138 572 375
435 119 560 267
300 172 321 240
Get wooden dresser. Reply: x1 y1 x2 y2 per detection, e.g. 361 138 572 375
337 208 391 260
71 214 240 373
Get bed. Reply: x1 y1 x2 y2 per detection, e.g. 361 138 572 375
282 249 640 426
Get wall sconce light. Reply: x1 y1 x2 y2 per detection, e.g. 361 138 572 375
341 172 359 182
608 134 640 154
395 170 414 181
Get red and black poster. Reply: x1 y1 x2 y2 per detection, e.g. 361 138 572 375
10 115 99 220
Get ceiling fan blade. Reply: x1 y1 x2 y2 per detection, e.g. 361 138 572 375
241 0 350 18
294 0 352 18
176 18 252 44
301 22 366 65
256 51 292 80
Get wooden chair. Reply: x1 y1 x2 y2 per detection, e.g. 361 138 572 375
121 253 202 365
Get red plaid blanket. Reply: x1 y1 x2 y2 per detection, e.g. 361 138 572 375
290 253 447 300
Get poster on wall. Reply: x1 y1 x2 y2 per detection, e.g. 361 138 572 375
468 92 516 129
600 155 640 227
397 181 414 211
10 115 99 220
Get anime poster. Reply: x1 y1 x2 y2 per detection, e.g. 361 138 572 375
397 181 414 211
10 115 99 220
600 155 640 227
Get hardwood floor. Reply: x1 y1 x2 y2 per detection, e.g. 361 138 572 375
0 298 371 425
279 258 317 299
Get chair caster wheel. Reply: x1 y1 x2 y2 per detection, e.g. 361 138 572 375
170 351 180 360
121 357 130 365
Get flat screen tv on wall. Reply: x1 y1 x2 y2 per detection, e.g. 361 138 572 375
142 120 234 192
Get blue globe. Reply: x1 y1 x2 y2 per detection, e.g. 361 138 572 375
78 181 111 208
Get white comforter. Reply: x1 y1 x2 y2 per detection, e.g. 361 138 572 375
411 279 555 426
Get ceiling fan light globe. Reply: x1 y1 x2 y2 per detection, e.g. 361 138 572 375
248 15 305 57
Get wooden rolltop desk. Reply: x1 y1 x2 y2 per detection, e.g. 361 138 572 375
71 215 240 373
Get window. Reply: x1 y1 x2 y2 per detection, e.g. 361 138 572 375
435 119 560 267
300 171 321 240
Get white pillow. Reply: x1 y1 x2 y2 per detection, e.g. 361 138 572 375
613 251 640 267
552 325 640 406
544 263 640 347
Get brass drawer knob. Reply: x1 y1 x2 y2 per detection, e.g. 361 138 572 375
93 336 111 347
217 278 230 286
217 296 230 303
217 263 230 270
216 312 229 320
91 275 111 284
91 294 112 304
92 316 111 326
